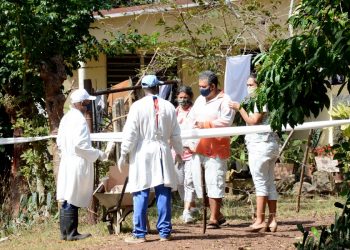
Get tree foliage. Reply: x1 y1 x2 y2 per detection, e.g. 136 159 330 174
295 195 350 249
135 0 287 76
0 0 113 105
0 0 117 221
255 0 350 130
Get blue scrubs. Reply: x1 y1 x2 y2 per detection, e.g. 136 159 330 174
132 184 172 239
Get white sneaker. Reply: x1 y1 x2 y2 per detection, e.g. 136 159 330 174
124 236 146 243
182 210 194 224
189 207 200 215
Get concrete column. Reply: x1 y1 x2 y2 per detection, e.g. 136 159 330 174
78 62 87 89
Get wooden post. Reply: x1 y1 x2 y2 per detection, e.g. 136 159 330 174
112 98 126 161
201 164 207 234
83 79 99 224
296 129 313 212
111 98 127 234
278 129 295 159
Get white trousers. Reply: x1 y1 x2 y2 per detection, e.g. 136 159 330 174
246 141 279 200
175 159 196 202
192 154 227 199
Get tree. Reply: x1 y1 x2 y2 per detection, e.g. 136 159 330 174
0 0 114 215
112 0 287 77
255 0 350 130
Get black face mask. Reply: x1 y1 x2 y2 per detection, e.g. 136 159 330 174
178 99 191 107
80 101 90 113
199 86 211 97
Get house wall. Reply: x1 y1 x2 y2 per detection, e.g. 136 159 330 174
293 84 350 146
63 1 345 146
72 0 292 92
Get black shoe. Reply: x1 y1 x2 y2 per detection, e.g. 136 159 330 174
67 232 92 241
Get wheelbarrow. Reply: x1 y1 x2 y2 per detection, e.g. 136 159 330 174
93 165 155 234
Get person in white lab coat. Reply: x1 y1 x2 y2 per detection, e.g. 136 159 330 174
56 88 107 241
118 75 183 243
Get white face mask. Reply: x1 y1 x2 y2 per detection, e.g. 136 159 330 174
247 86 257 96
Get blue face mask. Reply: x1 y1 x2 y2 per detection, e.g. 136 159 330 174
199 87 211 97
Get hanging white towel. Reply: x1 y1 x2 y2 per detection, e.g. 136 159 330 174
224 55 252 102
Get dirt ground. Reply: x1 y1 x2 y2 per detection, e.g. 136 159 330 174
83 215 331 250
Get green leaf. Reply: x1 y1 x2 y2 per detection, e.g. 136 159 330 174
310 227 319 237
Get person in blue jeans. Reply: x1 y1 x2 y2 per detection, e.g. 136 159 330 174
118 75 183 243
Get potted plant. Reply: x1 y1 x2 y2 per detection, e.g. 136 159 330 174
228 135 248 179
277 134 306 180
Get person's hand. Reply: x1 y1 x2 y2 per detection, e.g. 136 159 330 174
194 121 204 129
117 155 127 172
228 101 240 111
175 154 183 165
183 146 192 153
98 150 108 161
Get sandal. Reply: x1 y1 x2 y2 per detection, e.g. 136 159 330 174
218 216 226 225
207 221 220 229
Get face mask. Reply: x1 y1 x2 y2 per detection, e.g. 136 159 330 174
247 86 257 96
199 87 211 97
79 101 90 113
178 99 189 107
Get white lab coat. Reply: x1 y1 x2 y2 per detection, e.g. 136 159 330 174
56 107 100 208
120 95 183 193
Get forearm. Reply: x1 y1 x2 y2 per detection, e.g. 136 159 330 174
238 108 263 125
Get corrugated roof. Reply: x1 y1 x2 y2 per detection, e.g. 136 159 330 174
96 0 198 18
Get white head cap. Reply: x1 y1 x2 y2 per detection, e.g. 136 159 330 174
70 89 96 104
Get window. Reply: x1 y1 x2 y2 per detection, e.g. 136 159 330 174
106 54 178 87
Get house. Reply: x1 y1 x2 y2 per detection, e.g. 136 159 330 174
64 0 349 145
70 0 292 89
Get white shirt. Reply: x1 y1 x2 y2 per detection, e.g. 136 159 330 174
245 104 278 143
189 91 234 128
185 91 235 154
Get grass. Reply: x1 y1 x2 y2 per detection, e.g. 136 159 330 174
0 193 346 250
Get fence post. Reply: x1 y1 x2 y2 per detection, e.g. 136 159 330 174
112 98 126 161
296 129 313 212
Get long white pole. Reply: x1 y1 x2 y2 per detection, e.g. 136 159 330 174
2 119 350 145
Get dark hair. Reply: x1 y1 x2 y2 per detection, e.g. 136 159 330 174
199 70 218 87
143 85 158 95
250 73 257 79
249 73 258 85
177 85 193 99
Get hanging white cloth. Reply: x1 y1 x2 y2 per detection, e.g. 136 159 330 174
224 55 252 102
94 92 106 132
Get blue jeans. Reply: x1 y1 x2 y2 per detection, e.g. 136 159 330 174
132 184 172 239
